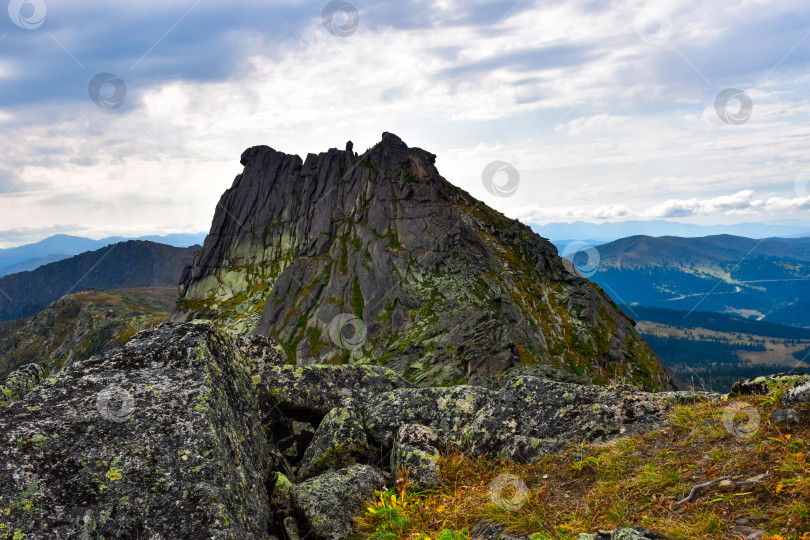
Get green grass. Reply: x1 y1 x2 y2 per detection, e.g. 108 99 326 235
357 396 810 539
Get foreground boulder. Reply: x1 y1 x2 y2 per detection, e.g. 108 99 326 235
0 322 282 539
0 322 680 539
462 377 671 461
365 385 495 447
729 372 810 404
260 363 411 418
391 424 442 490
290 464 386 539
297 398 371 480
578 528 671 540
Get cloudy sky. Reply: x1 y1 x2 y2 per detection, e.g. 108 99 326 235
1 0 809 247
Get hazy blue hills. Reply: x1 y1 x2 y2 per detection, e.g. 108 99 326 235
0 240 197 321
533 219 810 244
0 233 206 277
623 305 810 392
579 234 810 327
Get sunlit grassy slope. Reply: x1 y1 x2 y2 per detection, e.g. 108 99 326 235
359 393 810 540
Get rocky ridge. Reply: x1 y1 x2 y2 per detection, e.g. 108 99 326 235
173 133 676 390
0 287 179 383
0 322 678 539
0 240 197 321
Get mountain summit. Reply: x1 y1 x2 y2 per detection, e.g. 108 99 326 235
173 133 676 390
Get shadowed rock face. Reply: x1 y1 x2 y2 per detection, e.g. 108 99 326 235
173 132 677 390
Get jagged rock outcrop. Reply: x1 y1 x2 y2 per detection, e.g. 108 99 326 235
173 133 676 390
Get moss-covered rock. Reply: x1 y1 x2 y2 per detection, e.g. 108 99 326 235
391 424 441 490
272 473 294 507
260 363 411 418
729 372 810 404
290 464 386 539
297 399 371 480
577 528 671 540
0 322 280 539
462 377 671 461
0 364 42 408
364 385 496 448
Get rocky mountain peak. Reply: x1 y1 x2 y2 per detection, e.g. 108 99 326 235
173 133 677 390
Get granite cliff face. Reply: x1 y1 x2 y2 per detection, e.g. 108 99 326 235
174 133 675 390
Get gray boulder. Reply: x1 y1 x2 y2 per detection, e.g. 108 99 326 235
261 364 411 418
391 424 442 490
462 377 671 461
298 399 371 480
771 408 800 425
578 528 671 540
365 385 495 447
729 372 810 399
0 322 279 539
290 464 386 539
783 378 810 404
470 520 528 539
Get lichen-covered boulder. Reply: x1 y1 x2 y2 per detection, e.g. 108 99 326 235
578 527 671 540
659 390 721 403
391 424 441 490
0 322 279 539
470 520 530 539
365 385 495 448
0 363 43 408
462 377 670 461
771 408 801 424
783 378 810 404
260 364 411 418
290 464 386 539
272 473 294 507
297 399 371 480
729 372 810 400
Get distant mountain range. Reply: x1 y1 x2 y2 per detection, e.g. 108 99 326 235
572 234 810 327
0 240 197 321
532 220 810 244
0 233 207 277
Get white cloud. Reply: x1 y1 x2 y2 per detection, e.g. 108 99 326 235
1 0 810 244
512 204 630 223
